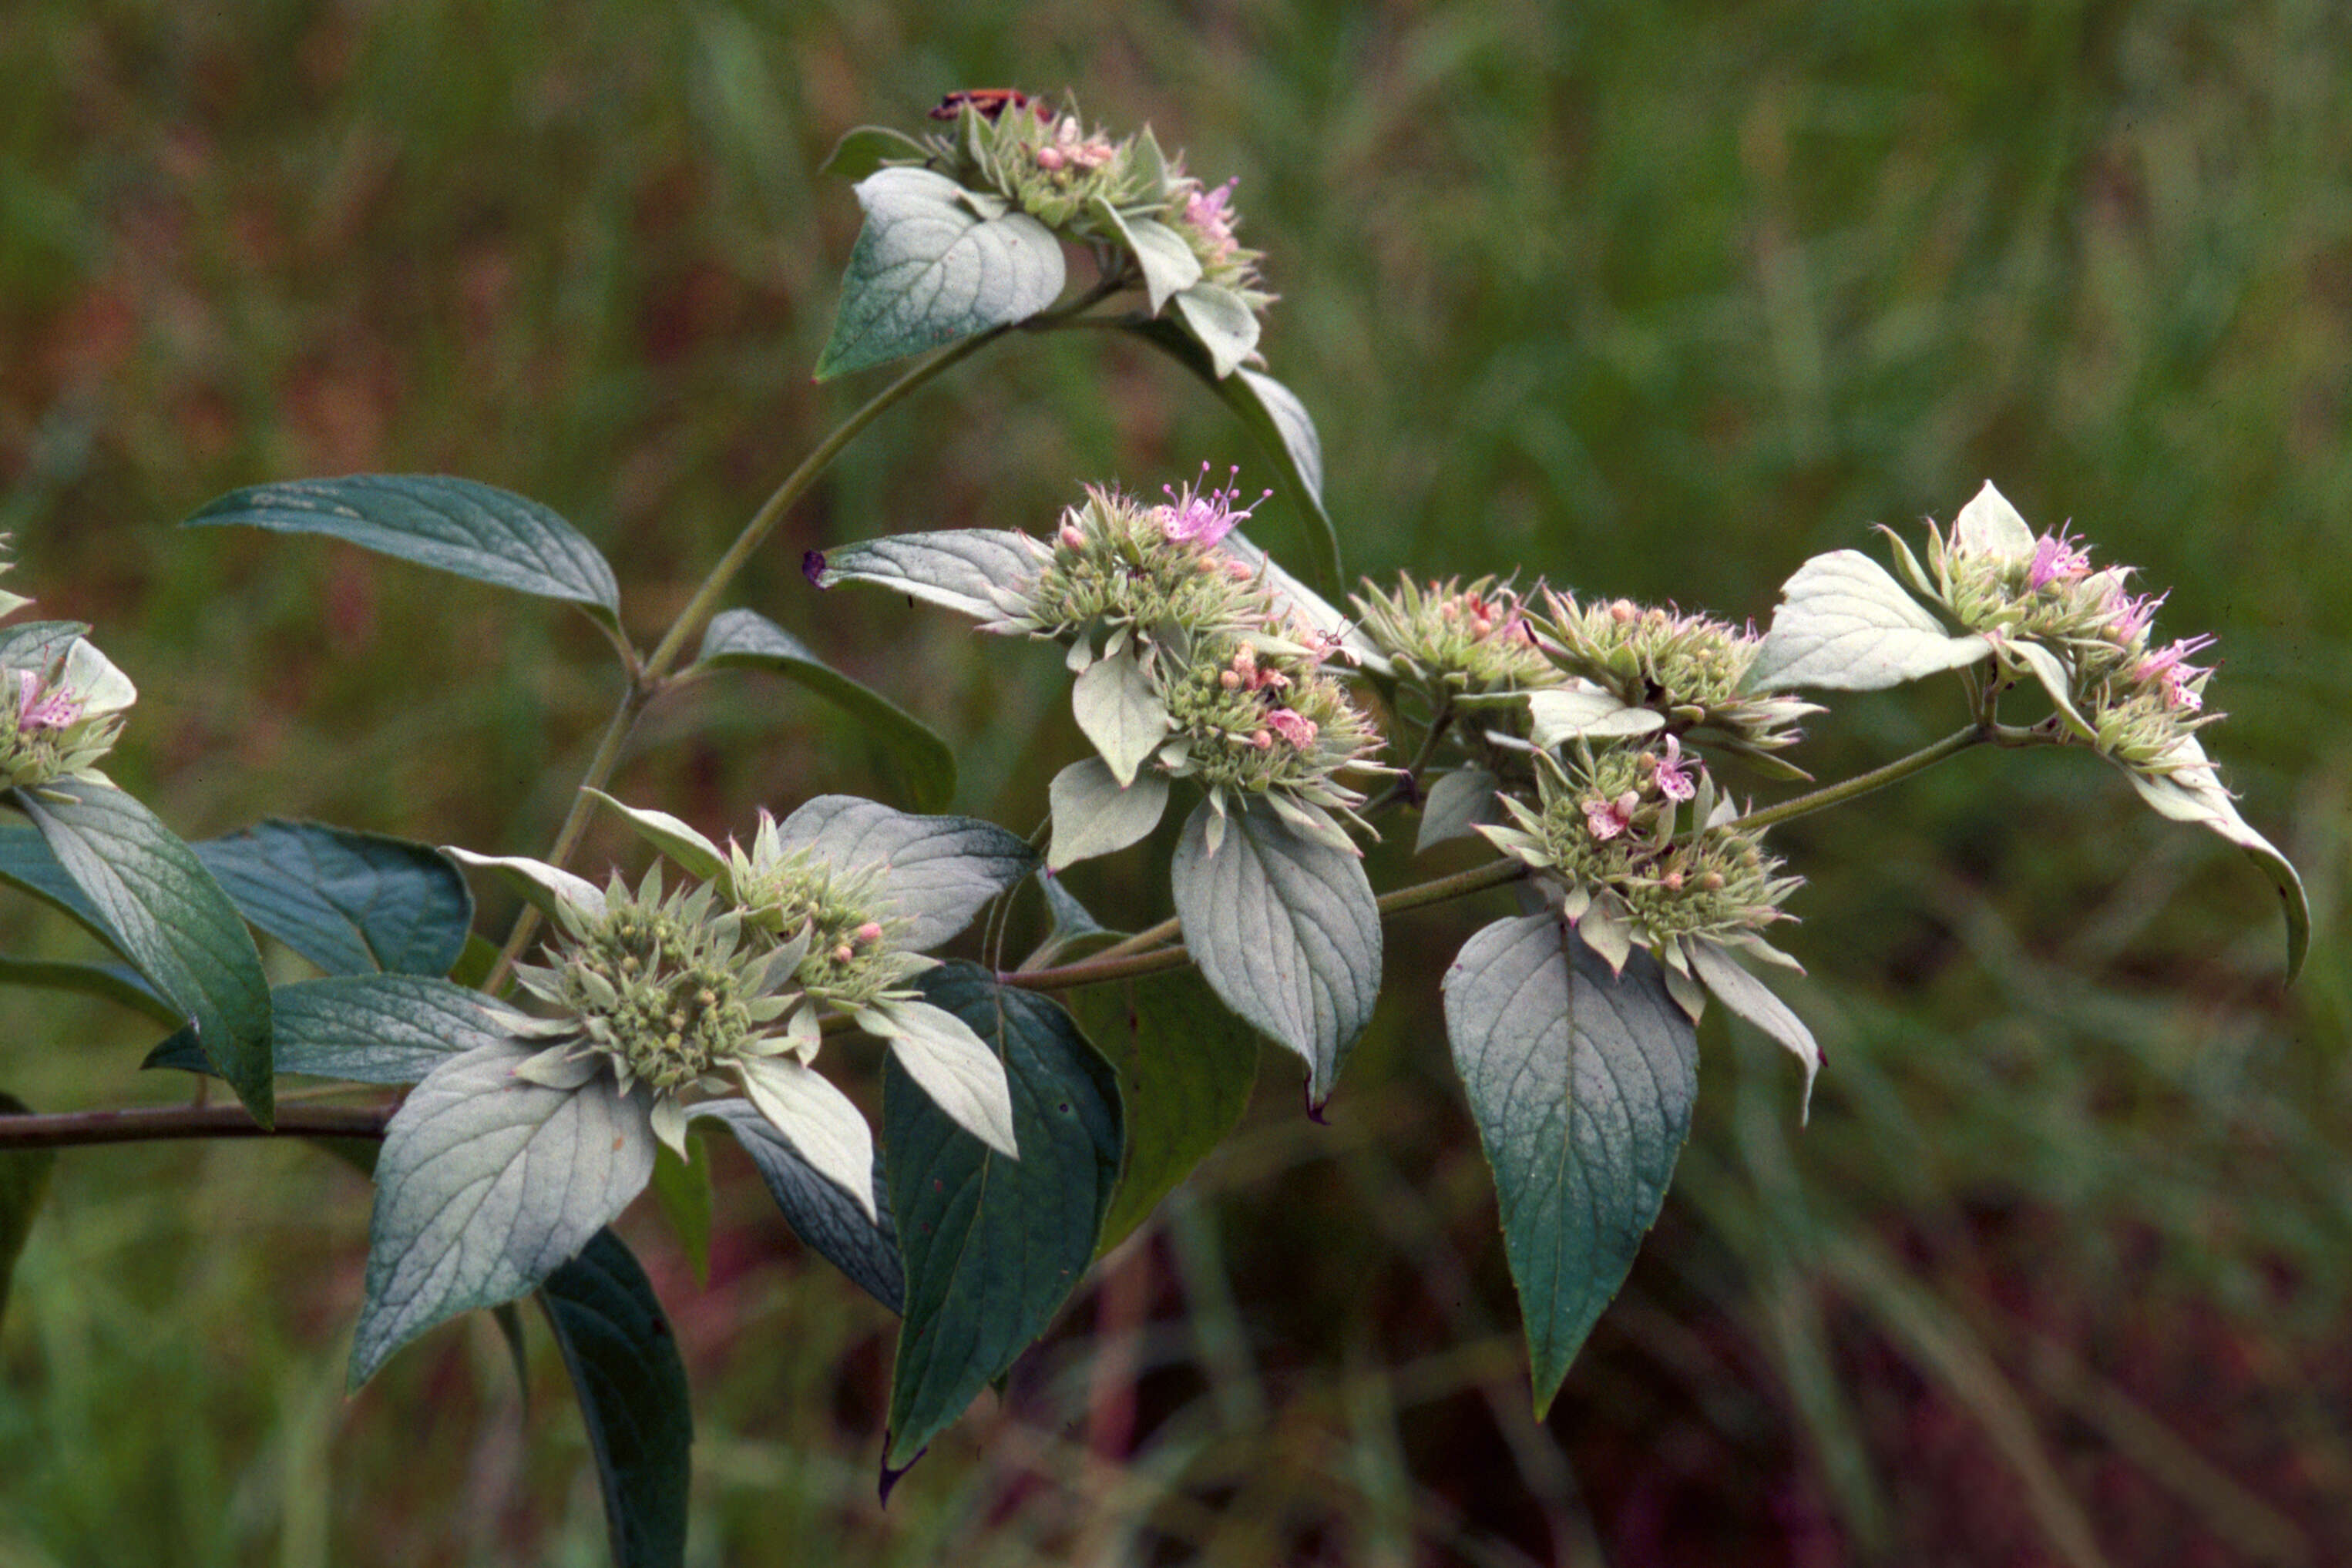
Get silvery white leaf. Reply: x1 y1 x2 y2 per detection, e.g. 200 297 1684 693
1418 767 1501 853
2006 640 2094 740
735 1054 881 1220
1218 531 1389 673
349 1042 654 1387
443 848 606 925
1171 280 1259 378
816 529 1040 620
1950 479 2036 559
1070 645 1172 787
860 998 1019 1157
1527 685 1667 746
772 795 1035 951
1171 796 1380 1105
1747 549 1991 691
1090 200 1201 314
2122 739 2310 982
1686 938 1819 1118
62 636 136 715
582 790 726 881
1047 756 1171 871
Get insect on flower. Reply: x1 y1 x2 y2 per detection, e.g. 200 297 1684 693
930 88 1042 121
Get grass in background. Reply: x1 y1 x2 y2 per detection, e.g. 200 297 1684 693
2 0 2347 1562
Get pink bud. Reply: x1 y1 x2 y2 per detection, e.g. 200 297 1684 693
855 922 885 945
1059 521 1087 550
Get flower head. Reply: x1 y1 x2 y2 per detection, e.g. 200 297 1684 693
0 551 137 792
1530 590 1815 759
1155 463 1269 549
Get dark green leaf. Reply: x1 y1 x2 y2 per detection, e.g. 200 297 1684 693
1069 969 1258 1254
1170 797 1380 1107
143 973 508 1083
540 1228 693 1568
0 954 180 1027
183 475 620 624
883 963 1121 1466
1122 318 1342 592
0 1093 56 1329
694 609 956 812
1442 915 1698 1414
16 781 274 1126
697 1100 903 1314
193 820 472 978
816 166 1065 380
0 821 113 944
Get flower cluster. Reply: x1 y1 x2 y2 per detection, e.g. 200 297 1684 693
502 866 819 1160
0 548 137 793
995 475 1388 847
1351 576 1556 698
923 92 1274 316
1898 482 2222 775
447 794 1035 1221
1529 590 1815 760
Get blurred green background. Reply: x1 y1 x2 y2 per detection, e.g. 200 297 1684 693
3 1 2347 1563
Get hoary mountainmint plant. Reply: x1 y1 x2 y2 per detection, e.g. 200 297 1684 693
0 89 2312 1568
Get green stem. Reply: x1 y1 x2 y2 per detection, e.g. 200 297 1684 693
1726 722 2035 836
0 1103 391 1150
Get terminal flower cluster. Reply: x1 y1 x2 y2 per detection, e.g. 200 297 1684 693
922 92 1275 317
0 549 137 794
1894 482 2224 776
1352 575 1557 699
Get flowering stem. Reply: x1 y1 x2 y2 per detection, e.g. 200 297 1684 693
0 1103 391 1150
1362 702 1454 817
1725 721 2045 836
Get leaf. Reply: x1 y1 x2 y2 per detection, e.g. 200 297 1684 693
882 963 1122 1466
193 820 473 978
15 781 275 1126
143 972 506 1081
2122 740 2310 982
1526 686 1668 746
814 529 1040 620
649 1142 714 1288
0 954 180 1027
443 849 606 925
0 619 90 669
816 166 1067 380
582 791 727 882
1217 530 1379 666
1171 280 1260 379
184 475 620 626
1748 549 1991 691
1068 969 1258 1254
0 821 112 942
1685 938 1819 1116
819 123 930 180
1121 319 1344 593
350 1042 655 1388
696 1100 903 1313
539 1228 693 1568
0 1093 56 1329
1089 200 1201 313
694 609 957 812
1417 767 1500 853
1951 479 2036 559
1170 796 1381 1106
2005 640 2095 740
1046 756 1170 871
1070 646 1171 787
1442 915 1699 1413
861 998 1018 1157
772 794 1034 951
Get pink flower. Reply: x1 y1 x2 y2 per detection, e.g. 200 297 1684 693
1584 792 1638 841
1265 707 1319 748
2103 586 2166 643
1184 179 1239 260
2028 528 2093 589
15 670 81 733
2137 634 2216 711
1154 463 1268 549
1653 735 1697 801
